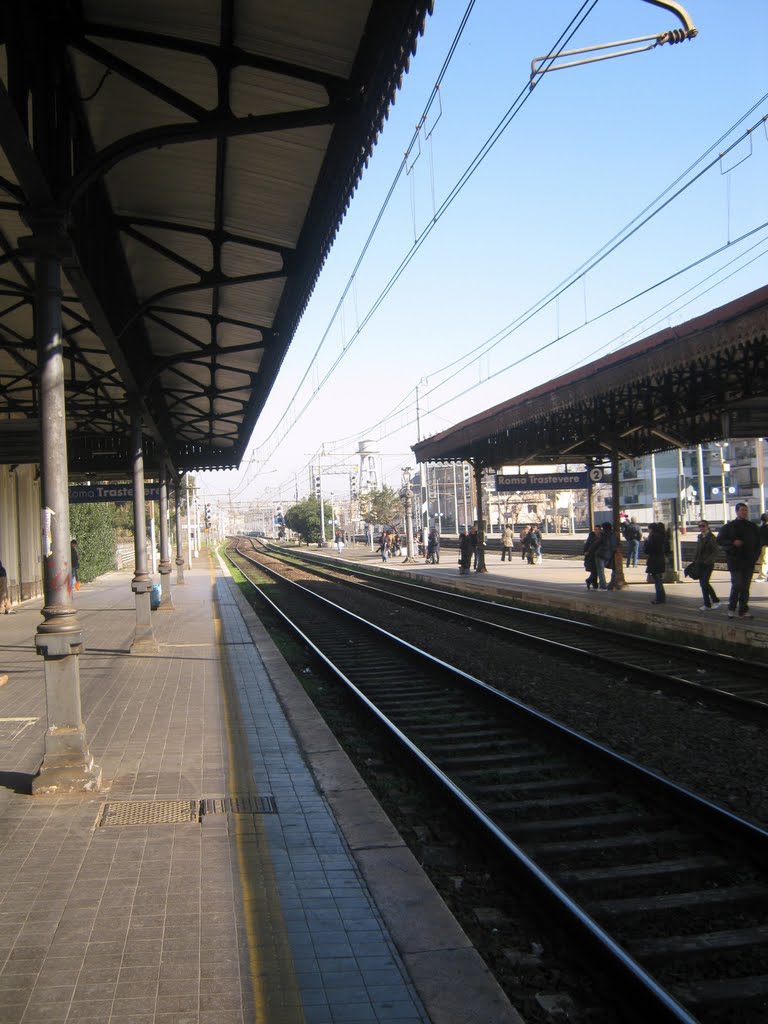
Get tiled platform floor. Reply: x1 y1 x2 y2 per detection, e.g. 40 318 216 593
0 554 519 1024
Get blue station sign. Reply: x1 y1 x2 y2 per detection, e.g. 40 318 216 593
69 484 161 504
495 471 597 492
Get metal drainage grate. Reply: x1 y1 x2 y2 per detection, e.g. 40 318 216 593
96 795 278 827
98 799 199 827
202 795 278 816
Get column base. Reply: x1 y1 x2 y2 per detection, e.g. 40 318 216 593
130 633 160 655
32 754 102 796
131 590 158 653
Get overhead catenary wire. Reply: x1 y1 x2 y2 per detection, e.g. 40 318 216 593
351 219 768 448
231 22 768 503
234 0 602 492
330 101 768 450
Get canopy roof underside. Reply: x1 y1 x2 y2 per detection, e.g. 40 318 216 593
0 0 432 475
412 284 768 469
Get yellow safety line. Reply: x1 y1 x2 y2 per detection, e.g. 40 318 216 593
212 554 305 1024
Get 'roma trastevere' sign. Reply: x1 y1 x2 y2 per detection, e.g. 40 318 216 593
69 484 161 503
495 470 601 492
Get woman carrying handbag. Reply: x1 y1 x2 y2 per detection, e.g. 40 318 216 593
691 520 721 610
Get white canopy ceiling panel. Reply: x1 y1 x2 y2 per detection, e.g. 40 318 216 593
219 280 284 326
229 67 328 119
81 0 222 46
220 242 283 279
105 142 218 226
234 1 368 76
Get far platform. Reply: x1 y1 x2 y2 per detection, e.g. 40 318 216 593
301 539 768 660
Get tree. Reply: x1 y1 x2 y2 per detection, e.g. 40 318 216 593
284 497 333 545
69 504 117 583
359 486 403 530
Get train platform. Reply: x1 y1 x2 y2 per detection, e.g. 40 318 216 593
0 554 519 1024
319 540 768 658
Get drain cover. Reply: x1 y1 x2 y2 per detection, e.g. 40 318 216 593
96 795 278 827
98 799 199 827
202 795 278 815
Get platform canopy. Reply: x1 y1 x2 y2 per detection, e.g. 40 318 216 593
412 284 768 469
0 0 432 476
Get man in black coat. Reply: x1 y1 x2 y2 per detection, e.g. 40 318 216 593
716 503 762 619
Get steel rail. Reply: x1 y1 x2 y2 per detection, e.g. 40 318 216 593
229 540 768 1022
259 540 768 719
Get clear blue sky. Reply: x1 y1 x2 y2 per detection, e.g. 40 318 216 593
202 0 768 510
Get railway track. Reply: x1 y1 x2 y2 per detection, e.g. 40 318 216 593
258 540 768 719
228 540 768 1024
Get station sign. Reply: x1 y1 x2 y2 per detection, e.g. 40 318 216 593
495 471 596 492
69 484 161 504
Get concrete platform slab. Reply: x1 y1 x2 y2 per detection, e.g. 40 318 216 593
0 552 522 1024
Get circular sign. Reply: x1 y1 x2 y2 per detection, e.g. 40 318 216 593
588 467 604 483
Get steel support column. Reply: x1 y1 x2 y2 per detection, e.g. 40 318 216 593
609 449 627 590
130 415 158 653
473 458 488 573
175 476 185 585
401 467 417 563
30 225 101 795
157 465 173 610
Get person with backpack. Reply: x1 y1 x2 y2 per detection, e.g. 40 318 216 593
622 517 642 568
593 522 617 590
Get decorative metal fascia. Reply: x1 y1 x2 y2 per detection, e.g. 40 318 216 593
413 286 768 468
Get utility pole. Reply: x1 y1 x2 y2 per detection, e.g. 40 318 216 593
401 467 417 563
316 454 328 546
415 381 428 552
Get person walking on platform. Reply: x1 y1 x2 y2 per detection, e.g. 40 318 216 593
645 522 668 605
71 538 80 590
756 512 768 582
500 524 514 561
592 522 616 590
469 524 479 570
426 529 440 564
458 529 472 575
622 517 642 568
519 525 529 560
378 532 391 563
528 525 542 564
0 560 14 614
717 503 761 619
335 530 345 555
583 530 599 590
691 520 721 610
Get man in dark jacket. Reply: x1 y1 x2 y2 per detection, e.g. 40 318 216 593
716 503 762 619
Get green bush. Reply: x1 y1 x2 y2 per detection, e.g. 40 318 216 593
69 504 117 583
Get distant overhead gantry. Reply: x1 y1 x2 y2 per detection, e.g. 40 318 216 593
530 0 698 89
